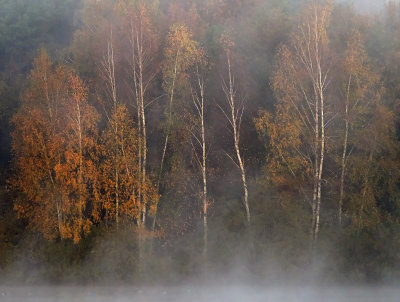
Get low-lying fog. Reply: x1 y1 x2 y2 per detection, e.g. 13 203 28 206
0 285 399 302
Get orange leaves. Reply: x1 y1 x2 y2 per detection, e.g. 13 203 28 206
99 105 158 223
12 50 100 243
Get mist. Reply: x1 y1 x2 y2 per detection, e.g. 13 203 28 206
1 285 400 302
337 0 396 13
1 0 400 300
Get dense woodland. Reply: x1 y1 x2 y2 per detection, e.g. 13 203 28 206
1 0 400 284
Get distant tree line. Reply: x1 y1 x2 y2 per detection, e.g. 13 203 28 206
1 0 400 283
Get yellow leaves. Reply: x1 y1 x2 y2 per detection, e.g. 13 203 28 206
254 110 272 142
257 2 335 201
255 107 308 191
166 25 194 53
297 0 333 46
162 24 205 92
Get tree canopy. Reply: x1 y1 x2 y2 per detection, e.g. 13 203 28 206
1 0 400 284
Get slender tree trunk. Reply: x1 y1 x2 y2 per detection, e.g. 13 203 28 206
138 37 147 227
235 135 249 224
130 19 143 227
311 2 327 247
339 116 348 226
132 19 148 227
339 75 351 226
311 99 319 247
43 68 64 239
190 72 208 259
226 55 250 224
104 33 119 229
202 167 208 259
137 24 147 270
158 53 178 187
315 89 325 242
198 76 208 259
153 52 179 232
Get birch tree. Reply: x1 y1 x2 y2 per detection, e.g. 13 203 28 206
153 24 203 230
12 50 66 240
56 72 100 243
219 33 250 224
127 1 159 228
12 50 100 242
266 0 333 246
337 30 379 226
99 31 122 228
100 105 154 225
189 65 209 258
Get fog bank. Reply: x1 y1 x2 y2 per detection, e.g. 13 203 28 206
0 285 399 302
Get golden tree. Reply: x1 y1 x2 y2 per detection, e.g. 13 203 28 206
256 0 333 246
99 104 158 226
55 73 100 243
12 50 100 242
155 24 204 226
336 30 381 226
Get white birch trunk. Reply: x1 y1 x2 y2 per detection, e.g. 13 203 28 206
102 32 119 229
222 53 250 224
191 71 208 259
309 2 329 247
133 19 148 227
153 52 179 232
130 18 143 227
200 81 208 260
339 75 351 226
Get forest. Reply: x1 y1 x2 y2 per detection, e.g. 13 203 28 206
0 0 400 284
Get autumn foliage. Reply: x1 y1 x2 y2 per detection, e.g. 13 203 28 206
12 49 158 243
3 0 400 282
